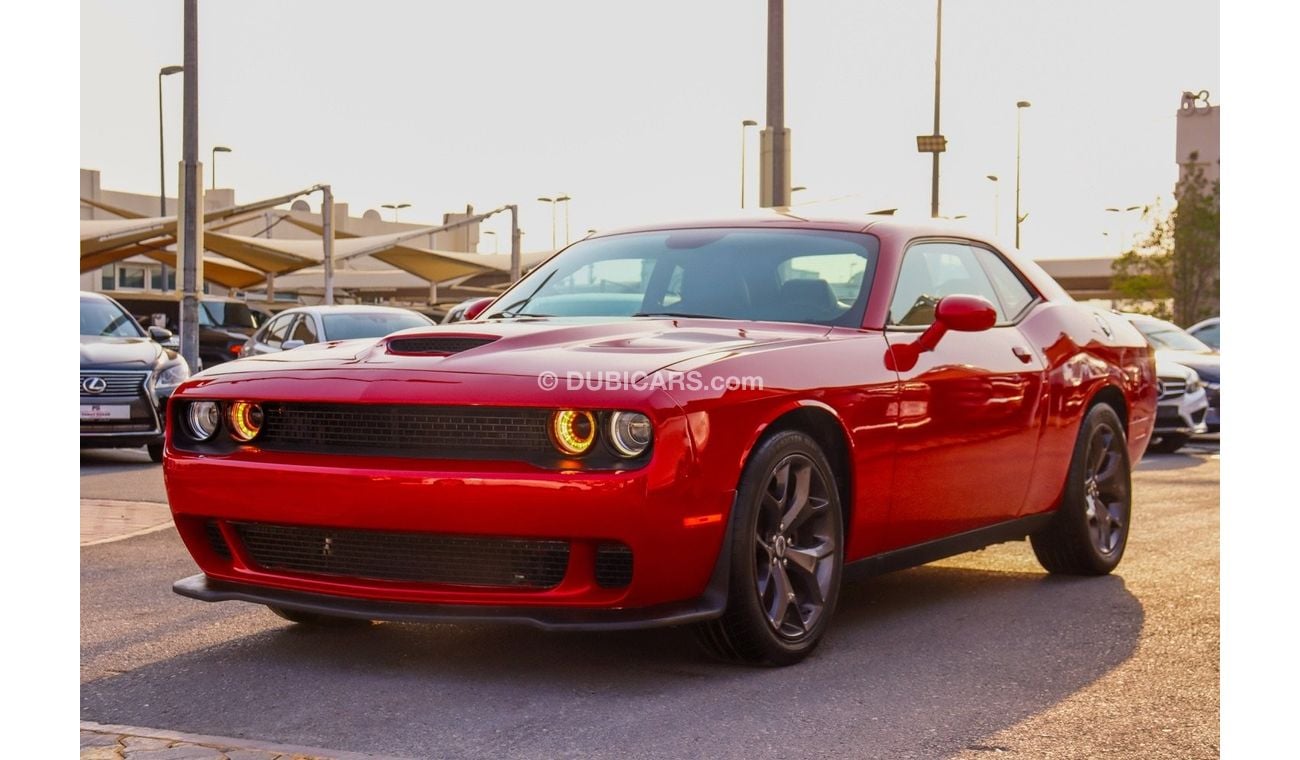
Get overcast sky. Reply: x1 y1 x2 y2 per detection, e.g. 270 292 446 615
80 0 1219 258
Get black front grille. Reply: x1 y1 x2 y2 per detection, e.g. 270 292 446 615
80 371 148 398
1156 407 1185 426
594 543 633 588
388 336 498 354
258 403 551 459
233 522 570 589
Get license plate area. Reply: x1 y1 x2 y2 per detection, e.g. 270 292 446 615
80 404 131 420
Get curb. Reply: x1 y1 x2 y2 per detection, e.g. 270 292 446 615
80 499 174 547
81 721 409 760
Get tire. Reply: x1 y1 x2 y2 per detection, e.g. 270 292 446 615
1146 433 1189 454
146 443 164 463
695 430 844 666
1030 403 1132 575
268 606 374 627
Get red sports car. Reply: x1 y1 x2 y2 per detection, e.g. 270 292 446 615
165 215 1156 665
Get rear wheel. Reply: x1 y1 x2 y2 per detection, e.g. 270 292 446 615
268 606 374 627
695 430 843 666
1031 403 1131 575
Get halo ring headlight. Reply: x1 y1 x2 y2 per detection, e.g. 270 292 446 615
227 401 264 442
608 411 652 458
550 410 596 456
186 401 221 441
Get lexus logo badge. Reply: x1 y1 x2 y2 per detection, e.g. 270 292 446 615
82 376 108 394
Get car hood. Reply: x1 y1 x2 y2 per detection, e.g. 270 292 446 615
195 317 835 379
1154 349 1219 383
80 336 166 370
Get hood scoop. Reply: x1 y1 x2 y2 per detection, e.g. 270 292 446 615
387 334 499 355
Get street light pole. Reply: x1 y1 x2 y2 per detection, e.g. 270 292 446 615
986 175 999 237
481 230 498 254
740 119 757 208
210 145 231 190
930 0 943 218
557 195 571 246
1105 205 1143 253
381 202 411 222
1008 100 1029 249
538 196 557 250
158 64 183 291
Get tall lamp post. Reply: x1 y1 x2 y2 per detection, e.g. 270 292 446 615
210 145 231 190
382 202 411 222
930 0 943 218
556 195 572 246
157 64 183 290
986 175 1000 236
1105 205 1143 254
538 196 559 250
740 119 757 208
1015 100 1031 248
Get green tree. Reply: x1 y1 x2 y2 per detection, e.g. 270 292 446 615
1111 154 1219 325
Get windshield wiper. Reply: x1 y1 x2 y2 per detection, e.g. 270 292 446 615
486 271 557 319
632 311 725 320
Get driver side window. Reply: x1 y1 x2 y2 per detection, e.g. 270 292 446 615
262 314 293 348
889 243 1006 326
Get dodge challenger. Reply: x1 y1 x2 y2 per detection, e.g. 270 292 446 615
164 215 1156 666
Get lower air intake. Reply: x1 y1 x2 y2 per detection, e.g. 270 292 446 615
233 522 570 589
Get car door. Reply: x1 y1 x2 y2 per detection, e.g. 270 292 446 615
882 240 1047 549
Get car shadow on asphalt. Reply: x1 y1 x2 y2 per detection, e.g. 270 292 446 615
80 564 1143 759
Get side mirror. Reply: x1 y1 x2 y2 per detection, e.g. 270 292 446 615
461 297 495 322
148 326 173 343
886 294 998 372
281 339 306 351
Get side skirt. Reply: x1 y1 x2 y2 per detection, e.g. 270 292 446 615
844 512 1055 581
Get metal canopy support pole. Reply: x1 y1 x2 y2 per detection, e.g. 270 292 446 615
179 0 200 372
321 184 335 305
509 204 521 282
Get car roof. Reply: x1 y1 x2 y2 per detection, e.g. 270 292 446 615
587 209 996 245
275 304 425 316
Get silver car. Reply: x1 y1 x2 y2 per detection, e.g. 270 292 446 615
1148 359 1209 454
241 305 435 357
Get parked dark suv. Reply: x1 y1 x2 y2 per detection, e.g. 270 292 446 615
110 293 262 368
80 292 191 462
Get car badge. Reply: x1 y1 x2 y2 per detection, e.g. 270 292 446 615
1156 380 1166 398
82 376 108 394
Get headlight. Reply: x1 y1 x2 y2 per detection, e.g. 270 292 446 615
550 410 596 456
227 401 264 442
1186 376 1203 393
186 401 221 441
155 363 190 389
608 411 652 458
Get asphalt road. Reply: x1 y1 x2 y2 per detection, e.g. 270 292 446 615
80 441 1219 759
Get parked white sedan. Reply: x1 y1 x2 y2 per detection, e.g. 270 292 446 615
241 305 435 357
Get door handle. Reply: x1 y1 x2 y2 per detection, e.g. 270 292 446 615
1012 346 1034 363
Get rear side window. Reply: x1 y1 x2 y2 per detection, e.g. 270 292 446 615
973 247 1037 320
262 314 293 348
290 315 318 344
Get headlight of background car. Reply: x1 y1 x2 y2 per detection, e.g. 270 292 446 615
186 401 222 441
608 411 652 457
155 362 191 389
1186 375 1203 393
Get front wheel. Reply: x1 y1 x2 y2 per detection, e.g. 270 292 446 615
146 443 164 463
695 430 843 666
1030 403 1132 575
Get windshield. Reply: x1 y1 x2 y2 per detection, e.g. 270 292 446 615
480 228 879 327
199 301 259 329
321 311 433 341
81 297 145 338
1132 317 1212 352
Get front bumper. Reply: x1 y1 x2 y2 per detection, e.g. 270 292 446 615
164 410 735 619
1154 386 1209 436
80 385 172 448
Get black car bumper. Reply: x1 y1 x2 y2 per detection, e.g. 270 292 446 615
173 573 727 632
